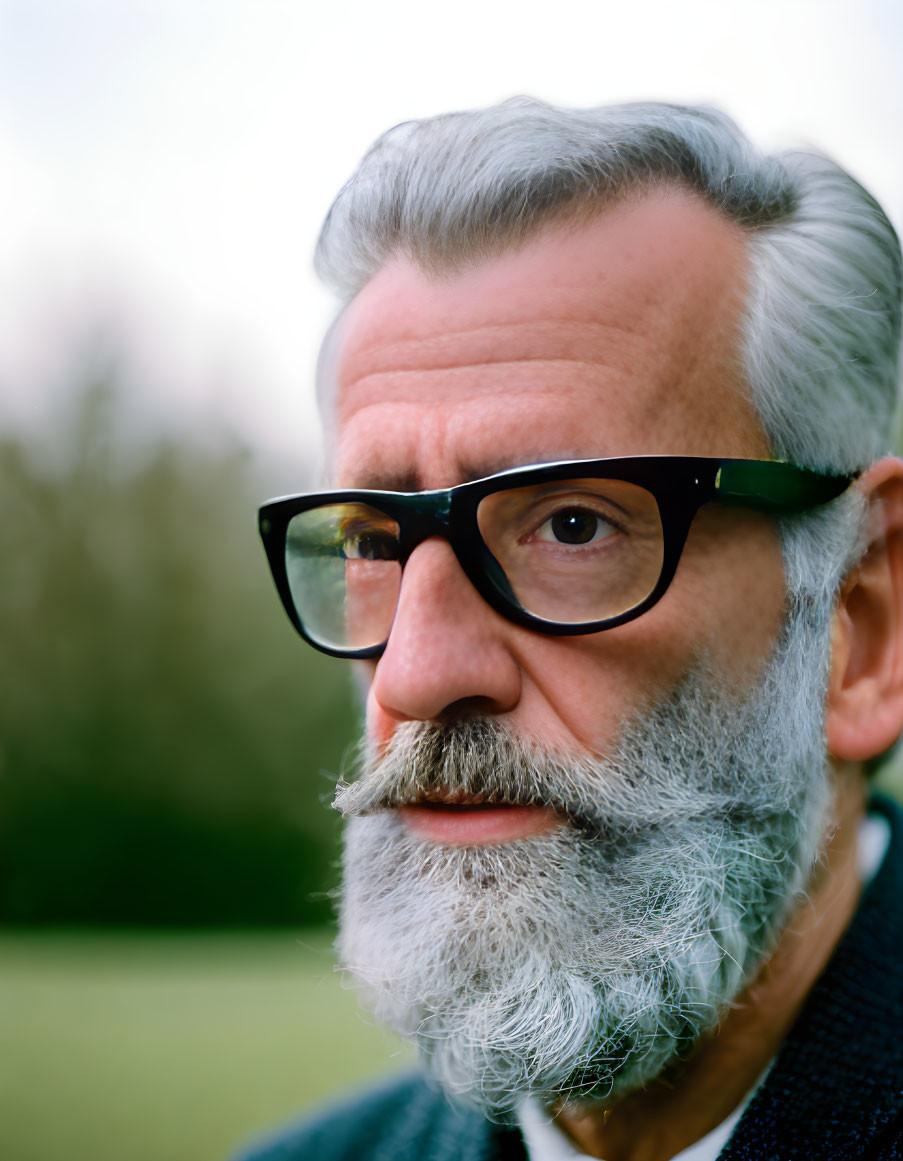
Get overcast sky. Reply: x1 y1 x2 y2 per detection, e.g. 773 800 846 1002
0 0 900 472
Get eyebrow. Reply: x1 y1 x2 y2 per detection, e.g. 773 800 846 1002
347 456 565 493
349 469 423 492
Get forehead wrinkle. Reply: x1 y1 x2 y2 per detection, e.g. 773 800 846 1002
338 316 647 386
332 194 764 492
333 386 629 492
338 359 629 415
334 336 760 484
332 399 549 490
336 353 729 445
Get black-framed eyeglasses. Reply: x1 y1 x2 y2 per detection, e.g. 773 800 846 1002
258 456 855 659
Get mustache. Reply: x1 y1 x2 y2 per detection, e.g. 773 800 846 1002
332 717 607 829
329 713 729 840
331 651 817 834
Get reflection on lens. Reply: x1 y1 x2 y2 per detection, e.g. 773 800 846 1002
285 504 401 651
477 478 664 624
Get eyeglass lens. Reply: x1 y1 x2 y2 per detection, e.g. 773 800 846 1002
284 478 665 652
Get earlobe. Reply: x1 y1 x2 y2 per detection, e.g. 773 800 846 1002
826 458 903 762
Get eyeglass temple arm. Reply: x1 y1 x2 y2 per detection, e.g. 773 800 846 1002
714 461 857 514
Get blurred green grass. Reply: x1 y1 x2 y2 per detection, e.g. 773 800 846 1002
0 930 413 1161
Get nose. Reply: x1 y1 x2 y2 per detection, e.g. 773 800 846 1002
367 537 523 737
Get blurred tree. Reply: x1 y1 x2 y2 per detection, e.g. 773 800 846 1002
0 374 358 925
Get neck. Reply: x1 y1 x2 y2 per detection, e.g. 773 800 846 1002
554 765 866 1161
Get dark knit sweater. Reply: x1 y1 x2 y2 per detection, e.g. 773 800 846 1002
234 794 903 1161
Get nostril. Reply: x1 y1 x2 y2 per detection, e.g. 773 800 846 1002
436 696 508 725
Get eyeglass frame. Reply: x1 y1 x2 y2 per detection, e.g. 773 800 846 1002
258 455 856 660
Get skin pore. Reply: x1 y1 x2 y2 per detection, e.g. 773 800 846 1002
329 190 875 1161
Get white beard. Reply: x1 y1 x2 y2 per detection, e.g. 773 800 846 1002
334 594 835 1116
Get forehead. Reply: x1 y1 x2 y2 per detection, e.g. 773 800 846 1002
331 190 770 488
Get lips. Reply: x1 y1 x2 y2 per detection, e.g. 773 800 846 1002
397 794 564 845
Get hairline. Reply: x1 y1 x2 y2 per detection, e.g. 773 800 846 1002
316 180 773 460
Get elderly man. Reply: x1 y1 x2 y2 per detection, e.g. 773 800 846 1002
246 101 903 1160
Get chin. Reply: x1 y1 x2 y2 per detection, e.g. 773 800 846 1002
337 790 825 1115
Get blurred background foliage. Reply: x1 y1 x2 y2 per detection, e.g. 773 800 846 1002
0 367 358 927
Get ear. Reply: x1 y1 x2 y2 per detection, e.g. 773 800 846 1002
826 457 903 761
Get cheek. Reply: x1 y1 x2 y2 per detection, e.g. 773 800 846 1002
677 510 787 685
512 627 699 757
514 515 787 755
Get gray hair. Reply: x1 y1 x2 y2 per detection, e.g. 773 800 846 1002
315 100 902 476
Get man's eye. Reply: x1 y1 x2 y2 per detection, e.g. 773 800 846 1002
345 530 399 560
534 508 616 546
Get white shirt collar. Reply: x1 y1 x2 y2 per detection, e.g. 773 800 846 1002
518 1095 749 1161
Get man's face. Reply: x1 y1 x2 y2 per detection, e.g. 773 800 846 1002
332 190 786 761
328 191 827 1111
